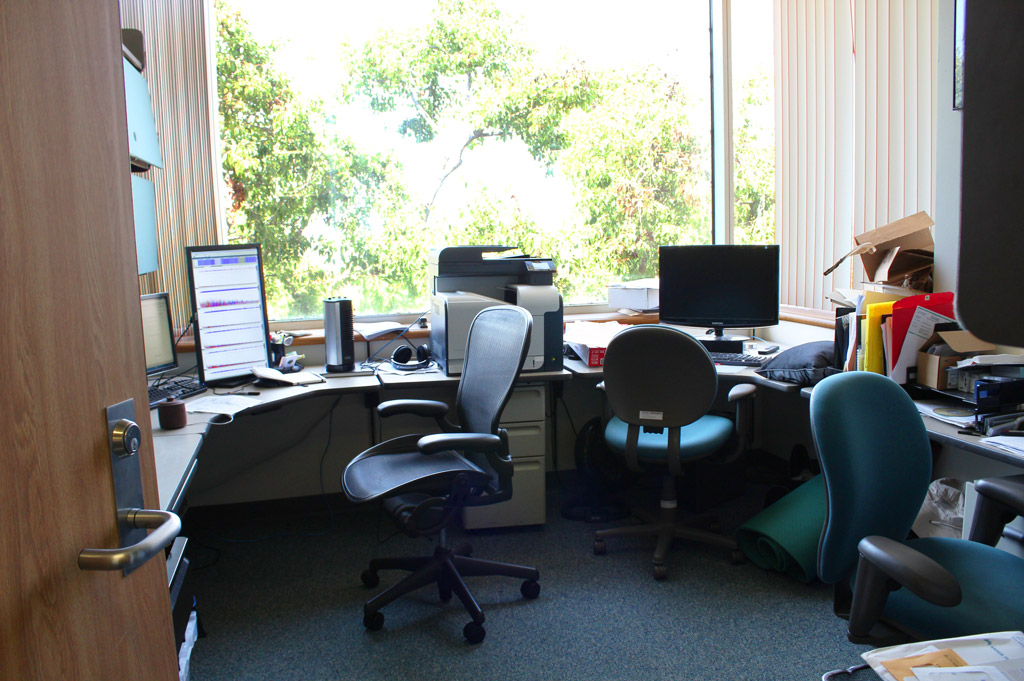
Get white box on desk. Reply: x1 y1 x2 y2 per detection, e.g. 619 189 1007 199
607 278 659 311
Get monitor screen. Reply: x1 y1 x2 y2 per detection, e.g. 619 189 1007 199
658 244 780 335
141 292 177 376
185 244 271 387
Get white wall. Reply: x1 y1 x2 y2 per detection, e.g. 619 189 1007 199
933 0 964 295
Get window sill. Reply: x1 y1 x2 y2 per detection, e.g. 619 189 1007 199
175 308 827 352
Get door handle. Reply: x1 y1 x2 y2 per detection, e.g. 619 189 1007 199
79 508 181 572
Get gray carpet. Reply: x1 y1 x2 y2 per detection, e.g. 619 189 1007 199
183 485 871 681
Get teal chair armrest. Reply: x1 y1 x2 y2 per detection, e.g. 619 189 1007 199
971 475 1024 545
848 536 962 642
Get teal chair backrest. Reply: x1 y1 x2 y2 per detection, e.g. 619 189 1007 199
810 371 933 584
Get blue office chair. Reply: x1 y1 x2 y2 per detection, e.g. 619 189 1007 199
342 306 539 644
810 370 1024 645
592 324 756 579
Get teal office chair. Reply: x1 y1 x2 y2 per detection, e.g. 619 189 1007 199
810 370 1024 645
342 306 540 644
592 324 756 579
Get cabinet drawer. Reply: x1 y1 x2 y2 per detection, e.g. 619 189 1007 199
463 456 546 529
502 384 546 423
505 422 545 460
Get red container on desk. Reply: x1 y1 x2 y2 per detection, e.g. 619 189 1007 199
567 341 606 367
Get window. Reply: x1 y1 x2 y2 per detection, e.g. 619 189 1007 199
215 0 776 321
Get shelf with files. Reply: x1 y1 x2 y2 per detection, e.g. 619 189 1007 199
905 379 1024 434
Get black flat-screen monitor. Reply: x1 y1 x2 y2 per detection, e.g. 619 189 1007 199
659 244 780 339
141 292 177 376
184 244 271 387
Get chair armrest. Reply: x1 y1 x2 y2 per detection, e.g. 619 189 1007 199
377 399 449 419
847 535 962 641
727 383 757 402
857 536 961 606
417 432 503 455
970 475 1024 545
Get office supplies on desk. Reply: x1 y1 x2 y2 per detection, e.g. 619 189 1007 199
185 394 260 416
157 398 187 430
890 292 956 382
251 365 324 386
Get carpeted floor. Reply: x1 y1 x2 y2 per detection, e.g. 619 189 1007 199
182 482 871 681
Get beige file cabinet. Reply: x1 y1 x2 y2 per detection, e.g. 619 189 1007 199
463 383 548 529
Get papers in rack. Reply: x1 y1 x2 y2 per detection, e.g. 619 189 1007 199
251 366 326 385
862 631 1024 681
891 306 955 385
957 354 1024 368
980 436 1024 459
914 399 976 428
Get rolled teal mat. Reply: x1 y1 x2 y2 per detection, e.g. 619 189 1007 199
735 475 826 583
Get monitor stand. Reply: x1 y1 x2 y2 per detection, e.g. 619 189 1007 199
206 374 251 388
698 325 746 354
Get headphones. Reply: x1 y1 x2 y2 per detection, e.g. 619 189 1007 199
390 343 431 371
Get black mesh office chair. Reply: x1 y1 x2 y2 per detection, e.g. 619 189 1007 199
342 305 540 643
593 324 756 579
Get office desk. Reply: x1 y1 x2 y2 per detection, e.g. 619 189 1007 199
151 367 569 526
150 373 380 510
797 385 1024 472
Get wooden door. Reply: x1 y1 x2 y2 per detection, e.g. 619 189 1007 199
0 2 180 679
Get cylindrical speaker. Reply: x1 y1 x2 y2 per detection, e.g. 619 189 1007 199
324 297 355 372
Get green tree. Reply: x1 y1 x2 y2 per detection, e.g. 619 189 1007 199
732 73 775 245
555 68 710 300
217 0 723 315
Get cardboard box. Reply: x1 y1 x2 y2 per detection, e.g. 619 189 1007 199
916 327 995 390
607 278 659 311
824 212 935 286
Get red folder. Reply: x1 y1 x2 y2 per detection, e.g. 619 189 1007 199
889 292 955 370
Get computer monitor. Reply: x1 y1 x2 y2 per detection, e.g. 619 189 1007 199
658 244 780 340
141 292 177 376
184 244 272 387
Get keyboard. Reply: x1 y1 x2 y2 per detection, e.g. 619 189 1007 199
148 377 206 408
708 352 768 367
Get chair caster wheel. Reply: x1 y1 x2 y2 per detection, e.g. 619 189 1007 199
653 564 668 580
463 621 486 644
593 539 607 555
520 579 540 599
730 550 746 565
360 570 379 588
363 611 384 631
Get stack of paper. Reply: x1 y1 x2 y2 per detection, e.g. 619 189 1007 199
862 631 1024 681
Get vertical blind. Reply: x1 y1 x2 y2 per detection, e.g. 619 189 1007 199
120 0 223 331
774 0 937 310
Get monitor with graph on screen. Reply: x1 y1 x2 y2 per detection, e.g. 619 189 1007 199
184 244 272 387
